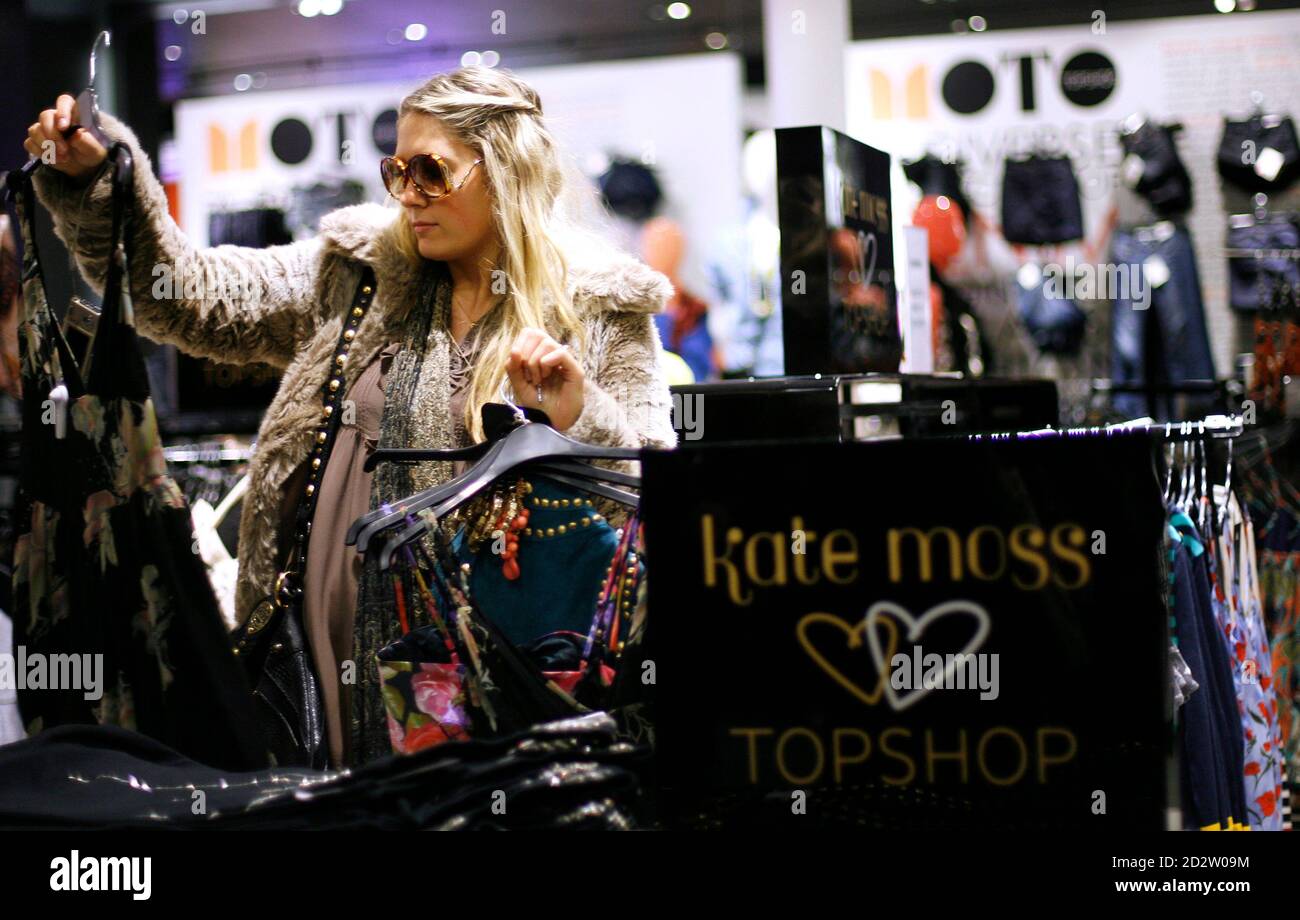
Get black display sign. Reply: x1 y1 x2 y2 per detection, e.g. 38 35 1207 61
641 435 1168 829
776 125 900 376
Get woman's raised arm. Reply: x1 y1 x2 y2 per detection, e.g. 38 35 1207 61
29 105 324 370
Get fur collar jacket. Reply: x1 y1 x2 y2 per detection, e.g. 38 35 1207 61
33 111 677 626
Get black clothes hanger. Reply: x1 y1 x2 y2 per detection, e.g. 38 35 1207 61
374 451 645 570
349 403 640 553
349 403 542 546
361 402 538 473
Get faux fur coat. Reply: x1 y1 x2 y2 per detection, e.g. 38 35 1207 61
32 111 677 628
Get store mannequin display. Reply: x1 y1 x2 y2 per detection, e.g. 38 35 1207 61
911 194 988 376
24 66 676 768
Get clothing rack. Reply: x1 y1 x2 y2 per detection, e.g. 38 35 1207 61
164 443 254 464
967 413 1244 443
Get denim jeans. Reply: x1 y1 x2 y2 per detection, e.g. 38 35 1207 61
1227 217 1300 312
1110 225 1216 419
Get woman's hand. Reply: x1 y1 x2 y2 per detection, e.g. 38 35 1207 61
24 94 109 183
505 327 585 431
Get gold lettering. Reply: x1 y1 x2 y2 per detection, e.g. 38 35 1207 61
1009 524 1050 590
925 729 970 783
745 530 788 588
776 727 824 785
1036 727 1078 782
977 726 1029 786
967 525 1007 581
790 516 821 585
729 727 773 784
701 515 752 606
1050 524 1091 589
887 527 961 583
832 728 872 782
822 529 859 584
879 727 915 785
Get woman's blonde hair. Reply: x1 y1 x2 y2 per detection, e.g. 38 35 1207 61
382 65 588 442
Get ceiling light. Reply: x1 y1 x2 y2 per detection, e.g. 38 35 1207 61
164 44 182 61
405 23 427 41
233 73 252 91
482 50 500 67
950 18 968 32
298 0 321 17
172 9 188 25
705 31 727 49
667 2 691 20
319 0 342 14
461 50 482 67
968 15 987 31
1214 0 1236 11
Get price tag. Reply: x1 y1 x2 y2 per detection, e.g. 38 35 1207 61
1016 262 1043 290
1144 254 1171 289
1255 147 1284 183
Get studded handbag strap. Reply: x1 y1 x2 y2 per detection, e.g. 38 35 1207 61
276 265 377 608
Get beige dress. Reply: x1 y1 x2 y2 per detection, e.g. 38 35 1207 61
278 325 484 767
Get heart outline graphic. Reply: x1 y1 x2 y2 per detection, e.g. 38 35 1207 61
863 600 991 712
796 611 898 707
856 229 879 289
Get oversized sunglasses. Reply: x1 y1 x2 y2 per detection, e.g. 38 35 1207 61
380 153 483 200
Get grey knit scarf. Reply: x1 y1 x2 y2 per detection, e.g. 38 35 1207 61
349 260 458 766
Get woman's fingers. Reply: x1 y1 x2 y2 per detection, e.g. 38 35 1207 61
524 337 551 385
37 109 65 157
508 327 542 384
25 95 107 178
55 94 77 131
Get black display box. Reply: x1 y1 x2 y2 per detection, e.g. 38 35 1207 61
669 374 1059 445
775 125 900 375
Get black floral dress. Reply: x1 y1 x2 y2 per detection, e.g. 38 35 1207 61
9 163 266 770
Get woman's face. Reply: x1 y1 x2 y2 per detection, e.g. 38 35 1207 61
394 114 496 264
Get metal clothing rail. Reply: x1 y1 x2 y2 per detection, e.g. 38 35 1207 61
163 444 254 463
966 414 1245 443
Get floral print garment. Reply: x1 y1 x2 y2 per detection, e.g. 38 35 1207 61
1212 495 1284 829
9 177 266 770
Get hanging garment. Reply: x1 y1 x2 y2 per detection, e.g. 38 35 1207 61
1217 115 1300 194
1170 510 1248 829
369 474 647 760
9 164 266 771
1227 216 1300 313
1000 155 1084 245
1109 224 1217 421
1119 120 1194 217
1212 490 1284 828
450 473 644 647
1255 507 1300 827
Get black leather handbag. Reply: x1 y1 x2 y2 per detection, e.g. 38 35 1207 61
230 267 377 769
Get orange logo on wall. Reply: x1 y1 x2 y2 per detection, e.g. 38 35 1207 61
868 66 929 119
208 121 258 172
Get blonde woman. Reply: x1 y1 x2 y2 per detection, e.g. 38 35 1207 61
26 66 677 766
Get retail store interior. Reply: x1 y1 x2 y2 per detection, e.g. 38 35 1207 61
2 0 1300 838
